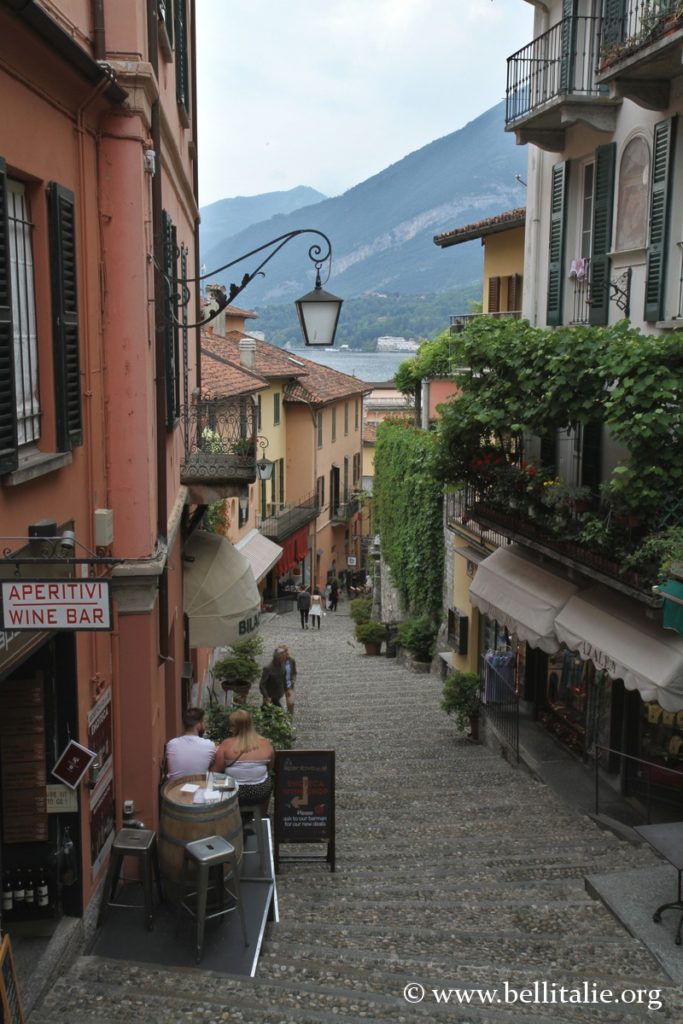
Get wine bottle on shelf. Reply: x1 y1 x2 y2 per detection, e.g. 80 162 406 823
24 868 35 906
12 869 24 910
36 867 49 910
2 871 13 916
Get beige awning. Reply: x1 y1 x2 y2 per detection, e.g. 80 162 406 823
468 544 578 653
183 531 261 649
235 529 283 583
555 586 683 711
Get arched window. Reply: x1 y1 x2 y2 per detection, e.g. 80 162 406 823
615 136 650 251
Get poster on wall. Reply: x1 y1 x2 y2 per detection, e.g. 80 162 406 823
87 688 112 778
90 766 115 877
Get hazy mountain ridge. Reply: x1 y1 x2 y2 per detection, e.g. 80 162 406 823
199 186 327 257
199 101 527 303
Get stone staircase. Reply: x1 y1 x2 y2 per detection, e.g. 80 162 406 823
30 610 683 1022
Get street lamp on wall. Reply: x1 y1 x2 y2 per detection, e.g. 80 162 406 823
165 228 343 345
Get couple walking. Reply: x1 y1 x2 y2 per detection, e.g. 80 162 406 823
297 585 324 630
259 645 297 714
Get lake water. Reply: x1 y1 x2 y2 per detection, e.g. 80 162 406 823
291 349 414 383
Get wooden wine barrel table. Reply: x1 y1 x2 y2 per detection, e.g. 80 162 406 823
158 774 243 901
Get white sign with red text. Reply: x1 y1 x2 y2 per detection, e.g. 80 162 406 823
1 580 111 631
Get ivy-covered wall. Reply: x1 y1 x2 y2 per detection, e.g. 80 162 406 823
374 420 444 619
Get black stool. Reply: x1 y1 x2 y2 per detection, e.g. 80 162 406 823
180 835 248 963
240 803 270 880
97 828 163 931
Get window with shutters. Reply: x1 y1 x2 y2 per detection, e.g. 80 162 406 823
331 406 337 442
344 400 349 435
547 161 569 326
174 0 190 126
316 410 323 448
354 398 359 431
615 136 650 251
273 391 280 426
161 210 180 429
316 474 325 509
506 274 523 313
487 276 501 313
645 117 676 322
0 161 83 476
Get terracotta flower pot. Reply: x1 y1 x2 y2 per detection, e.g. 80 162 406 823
364 642 382 656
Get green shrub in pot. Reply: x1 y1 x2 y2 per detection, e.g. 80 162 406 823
441 670 481 733
354 620 388 646
350 597 372 624
397 615 438 661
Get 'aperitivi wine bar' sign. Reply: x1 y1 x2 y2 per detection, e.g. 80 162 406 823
1 580 111 630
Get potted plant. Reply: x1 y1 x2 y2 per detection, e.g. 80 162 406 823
205 698 295 751
397 615 437 671
441 670 482 741
212 634 264 703
355 620 387 656
350 596 372 624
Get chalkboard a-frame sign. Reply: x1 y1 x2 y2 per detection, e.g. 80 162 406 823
0 934 26 1024
274 750 335 872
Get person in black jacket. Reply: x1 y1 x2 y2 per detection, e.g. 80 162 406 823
296 585 311 629
259 648 286 707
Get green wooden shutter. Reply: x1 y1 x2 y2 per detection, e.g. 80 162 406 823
601 0 627 47
589 142 616 326
560 0 577 95
645 117 676 322
174 0 188 112
0 158 18 473
48 182 82 450
547 161 569 326
161 210 179 428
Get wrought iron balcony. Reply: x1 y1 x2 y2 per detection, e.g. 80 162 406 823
179 397 257 499
506 16 618 150
449 311 521 336
257 492 319 543
330 495 361 524
597 0 683 109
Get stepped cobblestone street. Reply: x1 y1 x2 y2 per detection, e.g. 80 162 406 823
33 605 683 1023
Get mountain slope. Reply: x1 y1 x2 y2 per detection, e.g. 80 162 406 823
199 186 327 257
202 101 527 302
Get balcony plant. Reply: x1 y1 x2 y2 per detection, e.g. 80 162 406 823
212 634 264 703
441 670 481 741
355 620 387 656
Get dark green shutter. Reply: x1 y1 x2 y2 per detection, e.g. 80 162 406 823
180 246 188 410
48 182 82 450
645 117 676 322
174 0 188 112
589 142 616 326
161 210 178 429
602 0 627 47
0 158 18 473
560 0 576 95
547 161 569 326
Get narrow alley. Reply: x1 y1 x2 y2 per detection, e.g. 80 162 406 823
31 605 683 1023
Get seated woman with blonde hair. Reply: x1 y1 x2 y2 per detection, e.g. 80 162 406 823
213 709 274 811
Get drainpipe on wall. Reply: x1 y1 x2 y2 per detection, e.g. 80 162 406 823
91 0 105 60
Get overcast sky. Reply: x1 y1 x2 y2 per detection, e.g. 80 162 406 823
196 1 534 207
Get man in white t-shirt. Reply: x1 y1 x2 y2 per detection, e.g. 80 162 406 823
165 708 216 780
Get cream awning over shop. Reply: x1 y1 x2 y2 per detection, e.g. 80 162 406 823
235 529 283 583
468 544 578 653
183 531 261 648
554 585 683 712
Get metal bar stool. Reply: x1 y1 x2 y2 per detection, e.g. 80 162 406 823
240 803 270 880
97 828 163 931
180 835 248 962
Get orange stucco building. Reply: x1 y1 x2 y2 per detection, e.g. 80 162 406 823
0 0 209 930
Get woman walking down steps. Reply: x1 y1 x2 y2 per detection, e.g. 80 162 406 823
32 605 678 1023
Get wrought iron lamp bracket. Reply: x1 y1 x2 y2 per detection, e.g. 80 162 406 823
609 266 632 318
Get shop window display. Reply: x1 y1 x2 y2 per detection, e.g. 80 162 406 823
638 702 683 791
540 649 594 756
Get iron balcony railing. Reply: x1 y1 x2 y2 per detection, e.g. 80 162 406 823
445 487 512 551
449 311 521 336
569 256 592 324
506 16 604 125
481 651 520 764
257 491 319 542
179 397 257 487
600 0 683 67
330 494 361 524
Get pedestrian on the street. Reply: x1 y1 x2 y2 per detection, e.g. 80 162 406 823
309 587 323 629
165 708 216 780
297 585 311 629
324 581 332 610
330 578 339 611
282 644 297 715
212 709 274 812
259 647 286 707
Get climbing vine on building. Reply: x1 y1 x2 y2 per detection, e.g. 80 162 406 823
374 419 444 619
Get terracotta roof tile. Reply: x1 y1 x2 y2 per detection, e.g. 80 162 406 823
434 207 526 248
200 345 268 399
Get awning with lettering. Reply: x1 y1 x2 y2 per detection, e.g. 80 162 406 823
555 585 683 711
183 531 260 648
468 544 578 653
235 529 283 583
